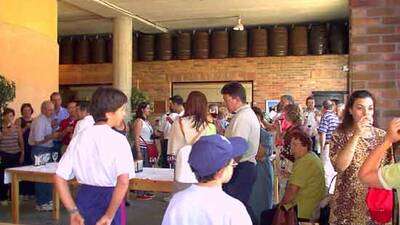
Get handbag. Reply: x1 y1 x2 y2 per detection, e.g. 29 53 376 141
316 175 337 225
365 147 397 224
271 205 298 225
139 137 158 163
366 187 394 224
174 118 204 183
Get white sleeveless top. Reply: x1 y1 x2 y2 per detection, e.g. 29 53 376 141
140 119 153 144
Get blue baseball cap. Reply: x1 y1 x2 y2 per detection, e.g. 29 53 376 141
188 134 248 177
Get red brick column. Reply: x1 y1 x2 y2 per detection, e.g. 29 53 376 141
350 0 400 127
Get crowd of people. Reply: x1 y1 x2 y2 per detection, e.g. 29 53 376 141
0 82 399 225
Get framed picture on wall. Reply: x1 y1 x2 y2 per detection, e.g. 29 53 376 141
265 99 279 121
265 99 279 113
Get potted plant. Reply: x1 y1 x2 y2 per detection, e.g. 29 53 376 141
130 87 149 118
0 74 16 126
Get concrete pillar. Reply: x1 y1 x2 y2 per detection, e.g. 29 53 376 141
113 16 133 115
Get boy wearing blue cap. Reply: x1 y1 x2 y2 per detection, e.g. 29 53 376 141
162 134 252 225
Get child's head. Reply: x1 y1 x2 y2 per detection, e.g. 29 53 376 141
90 87 128 126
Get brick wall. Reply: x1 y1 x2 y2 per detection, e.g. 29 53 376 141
133 55 348 110
350 0 400 127
60 55 348 111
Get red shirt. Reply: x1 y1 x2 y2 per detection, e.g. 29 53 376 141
59 117 77 145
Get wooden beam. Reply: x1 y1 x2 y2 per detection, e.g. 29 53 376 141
59 63 113 85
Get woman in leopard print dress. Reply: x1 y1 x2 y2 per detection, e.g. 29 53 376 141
329 90 393 225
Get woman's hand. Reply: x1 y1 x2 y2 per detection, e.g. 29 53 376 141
354 116 373 137
96 215 112 225
70 213 85 225
385 118 400 144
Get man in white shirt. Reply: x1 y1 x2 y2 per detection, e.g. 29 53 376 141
28 100 60 211
221 82 260 222
72 101 95 138
302 96 320 154
162 134 252 225
158 95 184 168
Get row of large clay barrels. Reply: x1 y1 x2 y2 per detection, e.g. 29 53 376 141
140 23 348 61
59 22 348 64
59 35 113 64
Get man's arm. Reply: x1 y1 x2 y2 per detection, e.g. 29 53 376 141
358 139 391 188
359 118 400 187
318 114 328 150
319 132 326 151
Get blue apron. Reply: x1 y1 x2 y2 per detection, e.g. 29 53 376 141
76 184 123 225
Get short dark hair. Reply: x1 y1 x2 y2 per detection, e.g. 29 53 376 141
331 99 340 106
20 103 34 115
50 92 60 100
190 160 231 183
221 82 246 103
306 96 314 102
323 100 334 110
77 101 90 112
2 108 15 117
135 102 150 120
89 87 128 122
67 100 77 106
290 131 312 152
192 169 216 183
170 95 183 105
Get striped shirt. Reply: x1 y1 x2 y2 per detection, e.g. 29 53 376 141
318 111 339 141
0 126 21 154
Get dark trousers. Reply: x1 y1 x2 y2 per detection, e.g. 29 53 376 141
133 146 151 196
223 161 257 223
0 152 21 201
53 141 62 160
20 143 34 196
311 136 319 156
31 146 53 205
261 207 277 225
159 139 169 168
77 184 123 225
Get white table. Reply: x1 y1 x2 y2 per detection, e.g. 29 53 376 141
4 164 174 224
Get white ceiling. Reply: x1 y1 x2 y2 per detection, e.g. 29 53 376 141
58 0 349 35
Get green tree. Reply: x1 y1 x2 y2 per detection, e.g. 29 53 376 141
130 87 149 118
0 74 16 115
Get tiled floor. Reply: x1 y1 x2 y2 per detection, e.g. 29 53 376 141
0 193 169 225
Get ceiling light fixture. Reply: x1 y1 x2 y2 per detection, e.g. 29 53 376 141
233 16 244 31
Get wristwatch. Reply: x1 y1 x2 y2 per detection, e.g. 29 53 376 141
68 207 79 215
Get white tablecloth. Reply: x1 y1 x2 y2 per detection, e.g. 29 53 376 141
4 163 59 184
4 163 174 184
135 168 174 181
